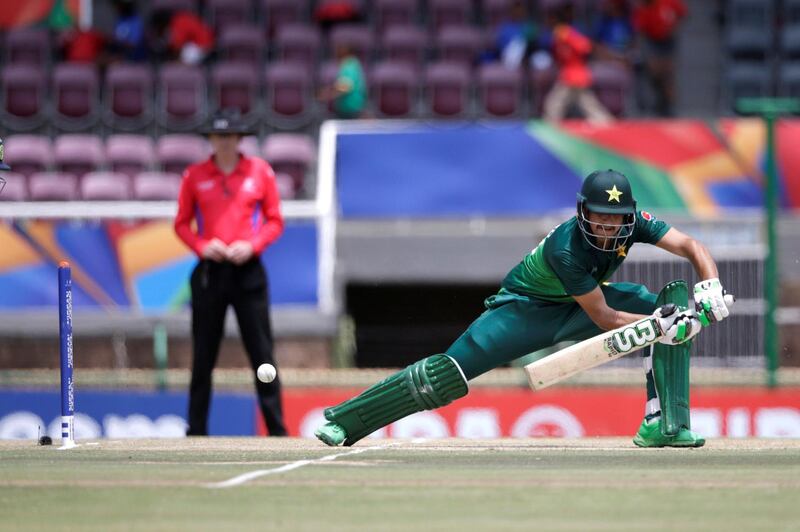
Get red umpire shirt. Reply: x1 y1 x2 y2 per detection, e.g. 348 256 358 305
174 154 283 256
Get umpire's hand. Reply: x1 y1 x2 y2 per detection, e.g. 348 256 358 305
227 240 254 265
202 238 228 262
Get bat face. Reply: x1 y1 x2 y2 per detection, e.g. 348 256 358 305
605 318 661 356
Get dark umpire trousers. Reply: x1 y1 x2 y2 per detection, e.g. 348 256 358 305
187 257 287 436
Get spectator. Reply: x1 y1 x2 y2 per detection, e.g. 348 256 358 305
174 109 287 437
148 7 214 65
593 0 635 65
543 2 613 124
318 43 367 119
632 0 687 116
493 0 538 69
314 1 364 32
111 0 147 62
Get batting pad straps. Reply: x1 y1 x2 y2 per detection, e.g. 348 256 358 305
323 355 469 446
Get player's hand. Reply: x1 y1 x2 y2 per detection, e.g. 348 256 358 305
226 240 254 265
201 239 228 262
655 304 702 345
693 278 730 326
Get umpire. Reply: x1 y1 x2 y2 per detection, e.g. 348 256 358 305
175 109 287 436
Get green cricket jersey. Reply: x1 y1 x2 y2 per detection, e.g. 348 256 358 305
501 210 670 302
334 57 367 118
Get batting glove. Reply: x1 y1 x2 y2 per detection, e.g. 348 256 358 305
693 278 730 326
655 304 702 345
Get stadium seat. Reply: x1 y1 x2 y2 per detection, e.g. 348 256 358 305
264 62 315 128
133 171 182 200
0 64 47 131
3 135 53 178
80 171 132 201
238 135 261 157
54 134 106 179
210 62 261 124
382 25 428 72
275 24 322 71
429 0 472 31
150 0 197 12
436 25 484 67
317 60 340 116
0 172 29 201
218 24 266 66
262 0 309 38
4 28 50 67
725 0 773 60
106 135 156 178
262 133 316 195
370 61 419 117
52 63 101 131
424 61 472 118
778 61 800 98
374 0 417 33
528 64 557 117
274 171 295 199
590 61 631 117
724 61 771 110
157 134 209 175
781 0 800 59
329 24 375 64
207 0 251 33
477 62 523 117
157 63 208 131
28 172 79 201
483 0 514 29
104 63 154 131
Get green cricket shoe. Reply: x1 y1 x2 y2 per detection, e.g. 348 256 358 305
315 422 347 447
633 417 706 448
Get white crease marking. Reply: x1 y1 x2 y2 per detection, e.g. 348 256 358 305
206 442 404 489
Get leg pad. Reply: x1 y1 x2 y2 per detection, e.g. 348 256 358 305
324 355 468 446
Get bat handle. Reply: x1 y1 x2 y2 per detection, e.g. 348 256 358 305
723 294 735 307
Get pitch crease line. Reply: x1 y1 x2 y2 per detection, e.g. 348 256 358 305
206 442 408 489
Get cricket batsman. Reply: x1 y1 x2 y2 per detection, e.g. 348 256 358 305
316 169 730 448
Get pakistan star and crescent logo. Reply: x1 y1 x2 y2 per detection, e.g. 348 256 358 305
606 185 623 202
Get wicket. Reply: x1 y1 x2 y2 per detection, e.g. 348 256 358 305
58 261 75 449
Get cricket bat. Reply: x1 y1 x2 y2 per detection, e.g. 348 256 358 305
524 295 734 391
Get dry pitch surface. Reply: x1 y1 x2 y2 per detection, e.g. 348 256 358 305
2 438 799 531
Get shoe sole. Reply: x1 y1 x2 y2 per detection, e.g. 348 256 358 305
314 430 343 447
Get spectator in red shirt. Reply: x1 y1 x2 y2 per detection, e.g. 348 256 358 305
633 0 687 116
175 109 287 437
148 7 214 65
543 2 613 124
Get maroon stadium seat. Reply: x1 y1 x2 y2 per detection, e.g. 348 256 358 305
375 0 417 32
52 63 101 131
329 24 374 64
275 24 322 71
370 61 419 117
262 133 316 194
264 62 314 128
28 172 79 201
218 24 266 66
528 65 557 117
3 135 53 178
157 63 208 130
80 171 132 201
429 0 472 31
157 134 209 175
4 28 50 67
0 64 47 131
590 61 632 117
483 0 514 29
382 25 428 72
274 171 295 199
477 62 523 117
133 171 182 200
207 0 251 33
262 0 309 38
0 172 29 201
436 25 484 67
150 0 197 11
104 63 154 131
54 134 105 179
106 135 156 178
210 62 260 123
424 61 472 118
238 136 260 157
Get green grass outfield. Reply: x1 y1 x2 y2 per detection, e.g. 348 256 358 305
1 438 799 532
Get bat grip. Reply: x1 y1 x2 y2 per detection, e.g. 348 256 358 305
694 294 735 312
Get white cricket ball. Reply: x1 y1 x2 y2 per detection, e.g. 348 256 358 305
257 363 277 383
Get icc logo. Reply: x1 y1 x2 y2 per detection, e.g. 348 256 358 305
612 319 658 353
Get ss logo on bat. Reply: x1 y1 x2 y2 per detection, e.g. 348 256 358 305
611 319 658 354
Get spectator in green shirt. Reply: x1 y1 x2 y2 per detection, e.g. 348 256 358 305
319 44 367 119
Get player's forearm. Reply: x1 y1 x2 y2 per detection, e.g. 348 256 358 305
596 309 649 331
684 239 719 281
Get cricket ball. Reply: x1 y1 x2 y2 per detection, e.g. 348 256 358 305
257 363 277 383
